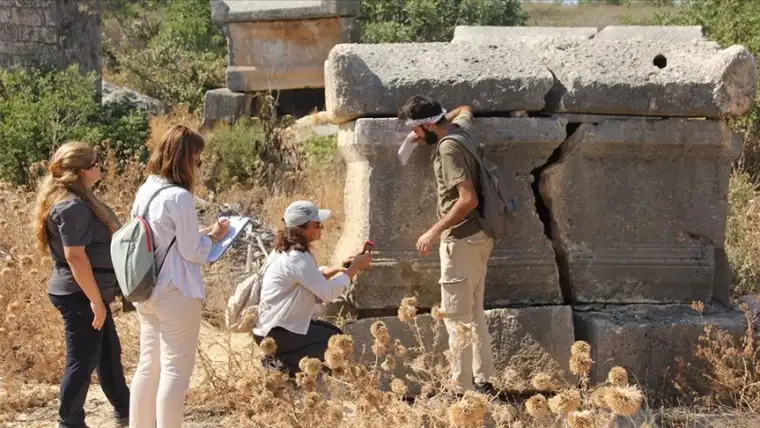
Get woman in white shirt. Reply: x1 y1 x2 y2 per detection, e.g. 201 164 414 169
128 125 229 428
253 200 372 376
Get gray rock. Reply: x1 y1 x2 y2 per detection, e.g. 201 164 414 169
534 39 757 118
574 304 747 404
102 81 166 115
201 88 253 127
540 119 741 304
211 0 360 23
595 25 704 41
342 306 575 394
324 42 554 122
452 25 597 43
333 117 566 311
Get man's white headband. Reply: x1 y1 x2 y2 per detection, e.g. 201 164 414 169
404 109 447 127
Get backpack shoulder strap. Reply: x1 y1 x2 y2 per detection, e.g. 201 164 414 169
140 184 177 218
438 131 486 169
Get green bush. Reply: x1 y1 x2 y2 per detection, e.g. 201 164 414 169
104 0 226 111
205 118 266 188
725 170 760 296
360 0 528 43
301 134 339 167
0 66 150 185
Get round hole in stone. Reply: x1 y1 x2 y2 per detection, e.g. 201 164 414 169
653 54 667 69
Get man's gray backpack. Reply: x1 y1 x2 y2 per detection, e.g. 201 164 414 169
111 185 177 303
442 133 518 239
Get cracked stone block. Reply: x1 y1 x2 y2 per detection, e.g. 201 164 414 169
202 88 253 126
451 25 597 43
333 117 563 311
534 39 757 118
594 25 704 41
574 304 747 403
541 119 741 304
225 16 360 91
211 0 360 23
324 43 554 122
343 306 575 394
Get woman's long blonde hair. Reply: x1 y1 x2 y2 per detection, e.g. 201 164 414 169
33 141 122 256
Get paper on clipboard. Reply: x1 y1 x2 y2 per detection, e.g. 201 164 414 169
207 216 252 263
398 132 420 165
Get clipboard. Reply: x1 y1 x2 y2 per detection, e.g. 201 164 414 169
207 216 252 263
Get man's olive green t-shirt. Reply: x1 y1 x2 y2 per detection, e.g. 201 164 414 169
433 117 482 242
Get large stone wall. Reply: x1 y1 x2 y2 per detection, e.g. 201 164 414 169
328 29 758 402
0 0 101 78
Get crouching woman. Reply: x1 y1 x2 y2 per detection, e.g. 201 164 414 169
253 200 371 375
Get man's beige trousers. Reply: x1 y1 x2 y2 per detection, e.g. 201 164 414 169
439 230 495 392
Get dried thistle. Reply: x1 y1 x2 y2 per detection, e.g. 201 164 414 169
431 305 446 321
327 334 354 355
298 357 322 377
397 297 418 322
370 320 391 345
604 385 643 416
381 355 396 372
390 378 407 397
570 353 593 377
448 391 488 428
525 393 552 421
304 391 321 409
531 373 555 392
567 410 596 428
394 340 408 359
324 348 346 370
548 389 581 416
372 341 389 357
607 366 628 386
571 341 592 358
590 386 612 409
259 337 277 357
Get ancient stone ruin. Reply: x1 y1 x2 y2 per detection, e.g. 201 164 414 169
204 0 360 125
0 0 101 84
326 26 758 401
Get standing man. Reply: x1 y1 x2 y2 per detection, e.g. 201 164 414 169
397 95 497 396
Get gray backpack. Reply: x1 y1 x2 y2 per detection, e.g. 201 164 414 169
111 185 177 303
441 132 518 239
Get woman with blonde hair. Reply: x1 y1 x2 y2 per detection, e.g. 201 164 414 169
34 141 131 428
129 125 229 428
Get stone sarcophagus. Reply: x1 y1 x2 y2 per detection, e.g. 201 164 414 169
211 0 360 92
332 117 565 310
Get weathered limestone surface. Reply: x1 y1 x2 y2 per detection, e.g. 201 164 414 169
324 43 554 122
594 25 704 41
540 119 741 303
202 88 253 126
333 117 564 310
0 0 101 79
324 39 757 120
574 305 746 402
535 39 757 118
452 25 597 43
226 17 360 91
343 306 575 393
211 0 360 23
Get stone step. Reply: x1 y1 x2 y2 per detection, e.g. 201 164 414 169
324 40 756 121
333 117 566 310
573 304 748 404
341 306 575 394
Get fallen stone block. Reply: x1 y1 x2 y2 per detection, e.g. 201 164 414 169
452 25 597 43
342 306 575 393
225 17 360 91
324 43 554 122
594 25 704 41
574 304 747 403
540 119 741 304
211 0 360 23
202 88 253 126
534 39 757 118
333 117 565 311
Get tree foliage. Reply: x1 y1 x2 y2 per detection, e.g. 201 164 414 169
360 0 527 43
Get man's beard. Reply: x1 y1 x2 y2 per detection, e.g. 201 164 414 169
422 128 438 145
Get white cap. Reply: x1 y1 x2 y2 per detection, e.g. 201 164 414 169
283 200 331 228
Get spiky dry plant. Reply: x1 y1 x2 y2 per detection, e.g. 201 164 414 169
603 385 643 417
397 296 418 323
531 373 557 392
570 340 594 389
567 410 596 428
548 388 582 416
259 337 277 357
525 393 553 423
607 366 628 387
430 305 446 322
390 378 408 397
447 391 489 428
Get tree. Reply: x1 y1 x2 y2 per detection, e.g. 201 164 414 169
360 0 528 43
